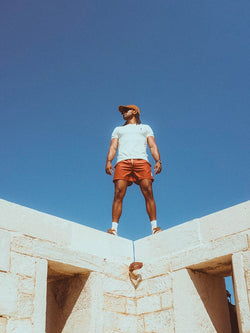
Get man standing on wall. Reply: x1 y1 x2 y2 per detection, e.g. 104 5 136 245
105 105 162 236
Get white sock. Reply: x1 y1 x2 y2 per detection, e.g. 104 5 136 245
150 220 157 230
112 222 118 231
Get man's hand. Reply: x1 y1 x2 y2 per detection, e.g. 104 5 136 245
105 161 113 175
154 161 162 175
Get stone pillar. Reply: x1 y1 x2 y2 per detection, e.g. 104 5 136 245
173 268 231 333
232 251 250 333
32 259 48 333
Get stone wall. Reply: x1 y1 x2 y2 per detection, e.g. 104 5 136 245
0 198 249 332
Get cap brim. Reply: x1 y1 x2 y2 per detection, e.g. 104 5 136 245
119 105 130 113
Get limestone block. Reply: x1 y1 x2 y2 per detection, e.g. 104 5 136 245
0 200 20 232
200 200 250 242
116 314 137 333
0 229 10 272
0 317 7 333
137 294 161 314
135 219 201 261
103 259 130 281
126 298 137 315
11 252 36 277
70 222 133 261
0 199 72 246
173 269 231 333
18 277 34 295
171 233 248 272
232 253 250 333
243 251 250 270
147 275 172 295
17 294 33 317
135 279 148 298
103 276 135 298
143 309 174 332
136 316 145 333
11 235 33 255
103 311 118 331
33 239 103 273
246 271 250 289
161 289 173 309
103 294 126 313
0 273 18 316
32 259 47 333
6 319 32 333
138 257 172 279
85 271 105 333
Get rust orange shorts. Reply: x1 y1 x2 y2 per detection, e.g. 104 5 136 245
113 159 154 186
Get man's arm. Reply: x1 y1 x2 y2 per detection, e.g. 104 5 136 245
105 138 119 175
147 136 162 175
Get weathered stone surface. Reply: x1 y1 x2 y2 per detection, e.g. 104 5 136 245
103 259 130 281
103 311 117 331
0 273 18 316
246 270 250 289
0 198 249 333
247 231 250 249
0 199 72 246
143 309 174 332
0 229 10 272
11 235 33 255
243 250 250 270
17 294 33 317
103 276 135 298
11 252 36 278
32 259 47 333
126 298 137 314
116 314 137 333
200 201 250 242
135 272 172 299
18 276 34 295
33 239 104 273
104 294 126 313
70 222 134 261
147 275 172 295
138 257 172 279
0 317 7 333
161 289 173 309
6 319 32 333
137 294 161 314
135 279 148 298
135 219 201 261
171 233 248 272
136 316 145 333
232 252 250 333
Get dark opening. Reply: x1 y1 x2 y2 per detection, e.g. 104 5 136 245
225 276 239 333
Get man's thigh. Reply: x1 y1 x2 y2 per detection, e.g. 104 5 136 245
114 179 129 197
139 178 154 194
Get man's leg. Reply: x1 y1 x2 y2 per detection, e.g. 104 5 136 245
112 179 128 222
139 179 162 234
139 179 156 220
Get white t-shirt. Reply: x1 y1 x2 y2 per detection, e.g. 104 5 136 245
111 124 154 163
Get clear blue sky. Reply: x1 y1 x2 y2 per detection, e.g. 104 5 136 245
1 0 249 243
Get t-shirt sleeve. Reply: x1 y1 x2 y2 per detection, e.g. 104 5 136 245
145 125 154 137
111 127 119 139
